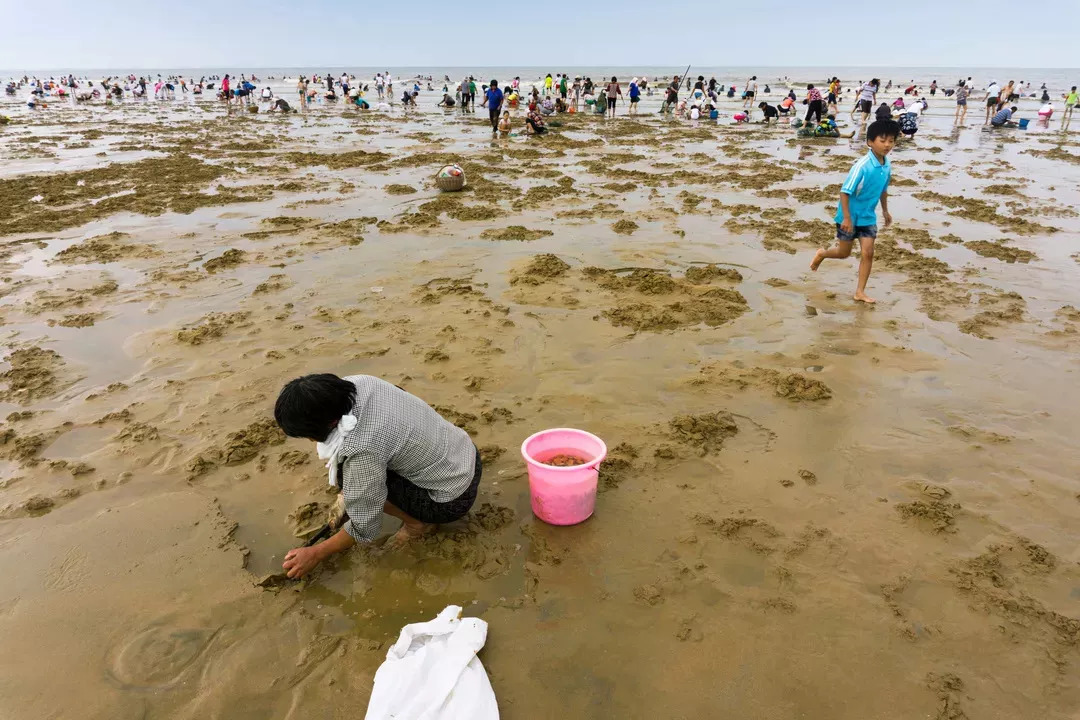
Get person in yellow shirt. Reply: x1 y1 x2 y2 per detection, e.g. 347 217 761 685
827 77 841 114
1063 86 1078 127
544 73 553 96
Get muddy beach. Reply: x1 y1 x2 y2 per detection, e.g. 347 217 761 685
1 91 1079 719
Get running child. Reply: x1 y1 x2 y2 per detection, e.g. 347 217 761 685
810 119 898 304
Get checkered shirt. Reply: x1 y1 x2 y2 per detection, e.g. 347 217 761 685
338 375 476 542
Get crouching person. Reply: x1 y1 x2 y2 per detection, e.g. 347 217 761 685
275 373 482 578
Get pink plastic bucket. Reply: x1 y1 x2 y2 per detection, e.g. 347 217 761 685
521 428 607 525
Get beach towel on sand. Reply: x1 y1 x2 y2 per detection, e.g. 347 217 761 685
365 605 499 720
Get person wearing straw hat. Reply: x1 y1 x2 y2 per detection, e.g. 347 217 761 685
274 374 483 579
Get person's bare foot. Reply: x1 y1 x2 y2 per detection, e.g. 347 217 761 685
853 291 876 304
388 521 437 546
810 248 826 271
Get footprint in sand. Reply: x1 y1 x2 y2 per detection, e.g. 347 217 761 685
107 623 219 690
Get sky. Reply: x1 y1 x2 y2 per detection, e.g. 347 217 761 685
2 0 1079 71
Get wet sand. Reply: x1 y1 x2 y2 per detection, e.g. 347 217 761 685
1 93 1080 719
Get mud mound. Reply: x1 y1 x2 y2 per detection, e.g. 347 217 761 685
253 274 292 294
52 232 158 264
472 503 514 531
914 191 1057 235
176 311 251 345
775 372 832 401
692 512 780 554
186 417 286 479
288 501 330 539
26 278 119 314
278 449 309 468
684 265 743 284
480 226 553 242
417 525 517 580
509 254 571 286
957 291 1025 339
0 153 248 235
0 347 68 403
0 429 48 463
669 412 738 454
416 277 487 304
612 220 639 235
691 364 832 402
384 184 417 195
282 149 391 169
896 499 959 533
51 313 101 328
432 405 478 435
114 423 160 443
904 229 945 250
950 541 1079 648
964 240 1037 264
583 267 749 332
599 442 638 490
478 445 505 463
788 183 840 204
203 249 247 273
512 177 576 210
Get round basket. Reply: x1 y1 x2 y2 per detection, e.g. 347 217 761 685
435 165 466 192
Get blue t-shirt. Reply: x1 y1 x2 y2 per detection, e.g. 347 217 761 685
833 150 891 226
629 82 640 99
486 88 503 109
991 107 1012 124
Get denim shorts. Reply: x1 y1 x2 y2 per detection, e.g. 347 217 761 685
836 223 878 242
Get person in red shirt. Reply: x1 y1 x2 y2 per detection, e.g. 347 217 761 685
221 74 231 106
805 84 824 125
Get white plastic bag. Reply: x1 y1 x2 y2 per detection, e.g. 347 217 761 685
365 605 499 720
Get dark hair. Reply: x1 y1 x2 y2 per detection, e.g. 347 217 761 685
490 79 498 86
866 119 901 142
274 373 356 441
611 76 617 82
806 84 814 90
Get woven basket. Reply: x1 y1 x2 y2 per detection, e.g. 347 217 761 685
434 165 466 192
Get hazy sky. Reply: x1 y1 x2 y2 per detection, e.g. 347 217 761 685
2 0 1079 70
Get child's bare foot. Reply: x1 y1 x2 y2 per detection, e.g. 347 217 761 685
853 291 876 304
810 248 826 271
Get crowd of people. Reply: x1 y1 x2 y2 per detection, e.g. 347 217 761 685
5 69 1077 132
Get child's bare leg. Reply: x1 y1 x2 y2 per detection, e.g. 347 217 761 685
854 236 876 303
383 500 436 543
810 242 852 270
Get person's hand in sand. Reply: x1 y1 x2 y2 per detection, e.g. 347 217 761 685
282 545 325 579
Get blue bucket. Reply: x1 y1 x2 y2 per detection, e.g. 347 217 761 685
1018 118 1029 129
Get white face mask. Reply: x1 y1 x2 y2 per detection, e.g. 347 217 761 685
316 414 358 486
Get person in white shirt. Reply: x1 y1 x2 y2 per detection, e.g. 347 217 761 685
743 75 758 112
899 98 927 137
